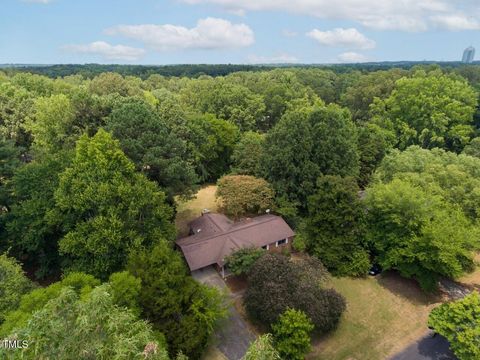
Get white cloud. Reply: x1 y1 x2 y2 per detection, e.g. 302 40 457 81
63 41 146 61
307 28 375 50
180 0 477 32
105 17 254 51
430 14 480 30
247 53 299 64
337 52 369 63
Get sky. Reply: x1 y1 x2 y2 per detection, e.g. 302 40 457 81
2 0 480 64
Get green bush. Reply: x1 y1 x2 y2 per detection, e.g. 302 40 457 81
225 247 265 276
273 308 314 360
245 254 345 333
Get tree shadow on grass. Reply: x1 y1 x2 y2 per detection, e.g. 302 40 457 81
376 271 442 306
391 334 457 360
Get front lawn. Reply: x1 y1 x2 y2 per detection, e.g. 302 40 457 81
309 273 440 360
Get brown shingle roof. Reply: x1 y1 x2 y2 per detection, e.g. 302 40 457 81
176 213 295 271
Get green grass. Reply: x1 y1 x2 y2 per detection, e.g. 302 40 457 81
309 273 440 360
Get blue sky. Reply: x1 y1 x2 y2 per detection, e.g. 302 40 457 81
2 0 480 64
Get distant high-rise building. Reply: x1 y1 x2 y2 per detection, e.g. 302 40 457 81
462 46 475 63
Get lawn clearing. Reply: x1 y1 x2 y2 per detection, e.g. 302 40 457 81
175 185 218 237
309 273 440 360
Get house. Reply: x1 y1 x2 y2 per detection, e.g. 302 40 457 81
176 212 295 277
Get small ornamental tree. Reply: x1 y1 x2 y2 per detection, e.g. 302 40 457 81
225 247 265 276
243 334 280 360
216 175 275 218
428 291 480 360
272 308 314 360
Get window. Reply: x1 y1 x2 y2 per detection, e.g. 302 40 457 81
276 239 287 246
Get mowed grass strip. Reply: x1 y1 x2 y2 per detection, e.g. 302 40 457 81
309 274 439 360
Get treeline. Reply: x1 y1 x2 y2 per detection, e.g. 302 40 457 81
2 64 267 79
4 61 480 79
2 64 480 358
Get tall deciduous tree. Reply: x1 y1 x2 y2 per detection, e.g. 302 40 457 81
0 272 100 336
2 285 170 360
341 69 407 122
128 241 226 359
24 94 77 154
106 100 198 199
262 104 359 207
231 131 265 176
181 78 266 131
5 152 70 278
186 114 239 182
365 178 478 290
0 82 34 146
54 129 175 279
371 70 477 152
304 175 370 276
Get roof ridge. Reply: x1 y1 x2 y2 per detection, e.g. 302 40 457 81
180 215 278 247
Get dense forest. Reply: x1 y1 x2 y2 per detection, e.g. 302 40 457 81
1 63 480 359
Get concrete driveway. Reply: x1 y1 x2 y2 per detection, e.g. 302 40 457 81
390 332 457 360
192 267 256 360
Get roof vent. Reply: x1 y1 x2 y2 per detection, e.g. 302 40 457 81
201 208 210 215
266 209 270 214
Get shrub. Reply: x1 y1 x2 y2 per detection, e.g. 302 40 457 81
245 254 345 333
225 247 265 276
243 334 280 360
272 308 314 360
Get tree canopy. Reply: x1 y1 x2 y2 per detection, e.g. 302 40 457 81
54 129 175 278
304 175 370 276
428 291 480 360
371 71 477 152
216 175 275 218
262 103 359 207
